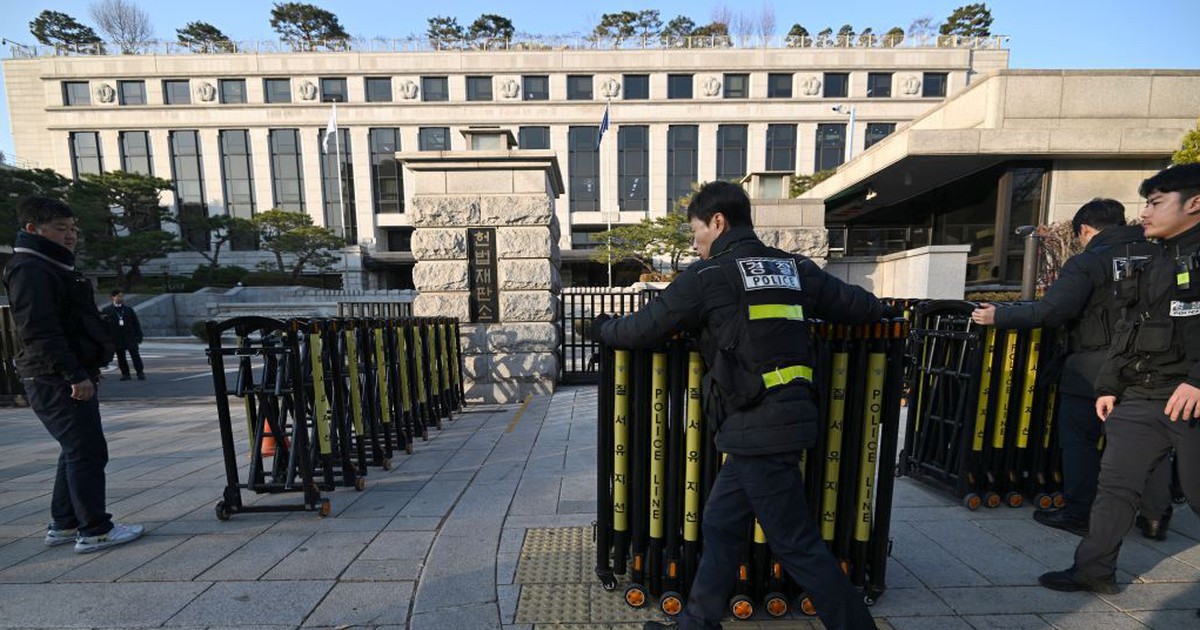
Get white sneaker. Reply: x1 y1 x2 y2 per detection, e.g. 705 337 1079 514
73 523 144 554
44 527 78 547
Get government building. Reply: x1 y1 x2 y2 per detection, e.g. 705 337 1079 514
3 35 1009 288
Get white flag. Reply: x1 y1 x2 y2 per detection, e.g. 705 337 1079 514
323 104 337 152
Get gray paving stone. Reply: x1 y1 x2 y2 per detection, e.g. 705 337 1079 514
335 490 417 519
166 580 334 626
410 601 500 630
59 534 190 582
961 614 1054 629
1036 611 1154 629
195 533 309 581
400 478 471 517
888 522 990 588
497 552 520 586
1127 608 1200 629
918 518 1047 585
385 515 443 531
414 531 499 611
0 582 210 627
886 616 974 630
867 586 954 617
341 558 423 581
263 531 374 580
934 585 1118 615
360 530 436 561
1101 581 1200 611
499 583 520 624
120 534 248 581
302 581 412 627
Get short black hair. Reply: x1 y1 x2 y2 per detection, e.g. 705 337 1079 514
686 181 753 228
17 197 74 227
1071 198 1126 237
110 289 123 297
1139 163 1200 202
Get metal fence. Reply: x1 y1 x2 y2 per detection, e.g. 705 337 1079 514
559 286 661 384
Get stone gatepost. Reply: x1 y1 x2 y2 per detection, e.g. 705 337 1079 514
398 148 564 404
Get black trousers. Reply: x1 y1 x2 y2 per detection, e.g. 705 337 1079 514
1057 393 1171 520
679 452 877 630
115 345 143 377
22 376 112 536
1074 398 1200 580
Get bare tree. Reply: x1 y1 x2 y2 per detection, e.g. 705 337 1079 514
908 15 936 39
758 4 776 41
88 0 153 54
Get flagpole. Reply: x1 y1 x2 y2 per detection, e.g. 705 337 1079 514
602 99 611 288
332 104 347 244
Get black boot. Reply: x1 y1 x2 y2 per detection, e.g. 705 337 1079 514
1033 508 1089 536
1136 506 1172 541
1038 568 1119 594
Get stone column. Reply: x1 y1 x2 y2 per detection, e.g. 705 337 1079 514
399 150 564 404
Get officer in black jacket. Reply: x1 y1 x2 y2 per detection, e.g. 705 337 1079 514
970 199 1171 538
3 197 144 554
1040 163 1200 595
592 181 884 630
101 289 146 380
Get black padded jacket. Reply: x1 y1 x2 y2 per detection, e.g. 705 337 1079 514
593 226 887 455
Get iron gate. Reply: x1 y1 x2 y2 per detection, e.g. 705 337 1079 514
559 287 659 384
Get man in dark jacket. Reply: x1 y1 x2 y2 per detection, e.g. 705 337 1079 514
3 197 144 554
101 289 145 380
970 199 1171 538
592 181 884 630
1039 163 1200 595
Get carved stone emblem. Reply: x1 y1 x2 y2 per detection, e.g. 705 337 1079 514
299 80 318 101
196 82 217 102
702 76 722 97
95 83 115 103
400 80 419 100
601 77 621 99
501 79 520 99
801 76 822 96
901 75 921 95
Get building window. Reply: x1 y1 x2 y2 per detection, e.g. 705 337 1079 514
623 74 649 100
219 130 256 250
723 73 749 99
421 76 448 102
119 131 152 175
823 73 849 98
69 132 101 179
568 126 599 212
264 78 291 103
618 125 648 212
667 125 698 209
320 77 348 103
765 124 797 172
864 122 896 149
923 72 948 98
466 76 492 102
767 73 792 98
867 73 892 98
365 77 392 103
268 129 304 211
163 80 191 105
62 81 90 106
419 127 450 151
369 128 403 214
567 75 593 100
814 123 846 172
118 80 145 105
667 74 692 99
218 79 246 104
522 75 549 101
169 130 204 246
318 128 355 243
519 126 550 150
386 227 413 252
716 125 748 182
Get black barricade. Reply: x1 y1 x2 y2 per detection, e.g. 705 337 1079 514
899 300 1064 511
206 315 465 519
596 319 907 618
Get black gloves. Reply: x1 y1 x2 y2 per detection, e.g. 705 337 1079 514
587 314 612 342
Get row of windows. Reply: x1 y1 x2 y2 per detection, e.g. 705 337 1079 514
61 71 948 106
67 122 896 233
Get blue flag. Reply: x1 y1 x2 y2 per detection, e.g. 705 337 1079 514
596 103 610 151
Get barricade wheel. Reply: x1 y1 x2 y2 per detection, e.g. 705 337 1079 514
799 595 817 616
963 493 982 510
215 501 231 521
355 477 367 491
764 593 788 617
382 458 392 471
1052 492 1066 508
623 585 647 608
729 595 754 620
1035 493 1054 510
984 492 1002 508
1005 491 1023 508
660 592 683 616
319 499 332 517
599 575 617 591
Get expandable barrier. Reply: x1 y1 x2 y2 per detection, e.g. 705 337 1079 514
206 315 464 520
595 319 907 618
899 300 1063 511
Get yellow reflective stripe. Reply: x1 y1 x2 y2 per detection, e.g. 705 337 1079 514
748 304 805 321
1179 271 1191 286
762 365 813 389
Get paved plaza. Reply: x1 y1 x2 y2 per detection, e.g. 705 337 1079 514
0 341 1198 629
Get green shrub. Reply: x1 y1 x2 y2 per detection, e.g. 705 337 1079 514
191 264 250 287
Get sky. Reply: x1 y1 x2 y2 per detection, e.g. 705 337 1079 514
1 0 1198 160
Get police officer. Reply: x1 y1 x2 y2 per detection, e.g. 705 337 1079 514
1040 163 1200 595
970 199 1171 538
591 181 886 630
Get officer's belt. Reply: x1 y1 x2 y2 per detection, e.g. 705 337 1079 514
762 365 813 389
748 304 805 321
